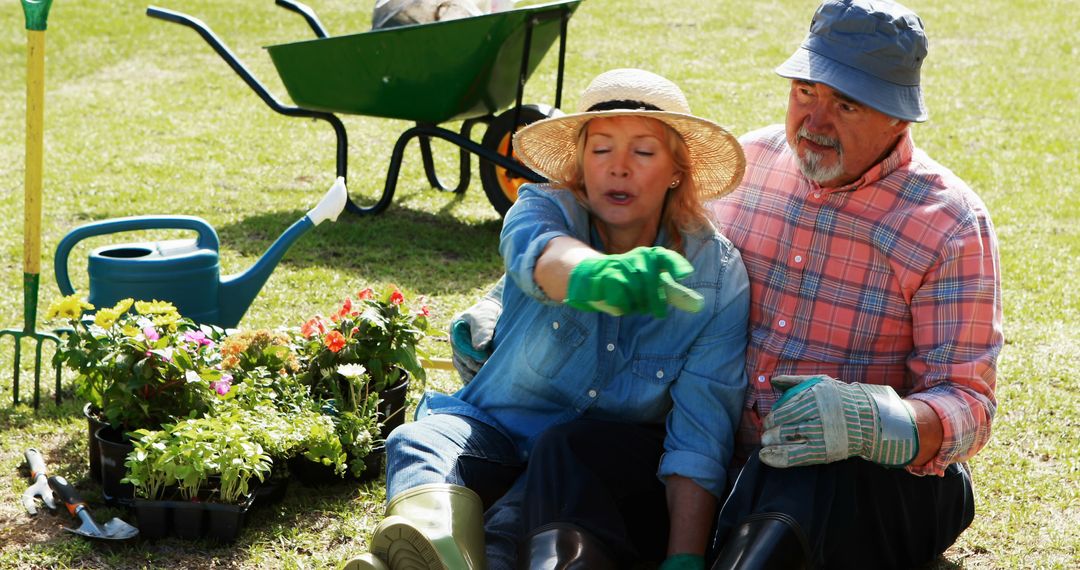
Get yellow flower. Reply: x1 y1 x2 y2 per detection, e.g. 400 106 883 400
111 298 134 314
93 308 121 329
152 311 181 330
45 295 94 320
135 300 178 317
122 324 140 337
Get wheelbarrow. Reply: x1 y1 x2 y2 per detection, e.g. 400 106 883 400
146 0 584 217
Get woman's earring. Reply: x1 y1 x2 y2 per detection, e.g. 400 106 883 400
669 179 680 189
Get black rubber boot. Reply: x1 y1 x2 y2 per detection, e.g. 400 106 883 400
519 523 618 570
710 512 811 570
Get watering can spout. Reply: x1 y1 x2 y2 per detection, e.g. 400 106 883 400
218 178 347 327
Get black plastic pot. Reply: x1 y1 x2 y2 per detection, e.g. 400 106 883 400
251 472 289 509
95 426 134 504
83 404 107 483
288 445 384 486
132 496 252 541
171 501 205 540
378 371 410 440
204 502 247 542
133 499 171 540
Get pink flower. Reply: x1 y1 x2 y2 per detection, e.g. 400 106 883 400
143 326 160 341
211 374 233 396
183 330 213 347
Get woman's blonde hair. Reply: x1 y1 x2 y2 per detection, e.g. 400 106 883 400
554 118 712 254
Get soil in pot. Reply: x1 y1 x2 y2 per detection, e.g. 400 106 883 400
95 426 134 504
83 404 107 483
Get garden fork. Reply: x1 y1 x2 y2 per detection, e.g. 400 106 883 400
0 0 63 408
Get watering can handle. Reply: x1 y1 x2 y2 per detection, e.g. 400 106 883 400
21 0 54 31
54 216 220 296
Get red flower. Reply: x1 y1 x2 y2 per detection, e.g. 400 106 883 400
325 330 346 353
416 305 430 318
356 288 374 300
301 317 325 338
334 297 353 321
389 289 405 305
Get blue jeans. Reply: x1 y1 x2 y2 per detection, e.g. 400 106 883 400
385 414 526 569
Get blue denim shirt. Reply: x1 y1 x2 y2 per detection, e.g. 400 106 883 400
418 185 749 497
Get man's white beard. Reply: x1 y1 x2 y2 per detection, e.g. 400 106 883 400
797 148 845 183
791 126 844 183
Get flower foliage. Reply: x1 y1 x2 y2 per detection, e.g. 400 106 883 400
291 285 430 477
295 285 430 393
48 295 227 431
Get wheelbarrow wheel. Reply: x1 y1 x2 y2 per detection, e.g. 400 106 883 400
479 104 556 217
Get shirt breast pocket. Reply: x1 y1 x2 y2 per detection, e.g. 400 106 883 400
632 354 686 385
525 309 588 378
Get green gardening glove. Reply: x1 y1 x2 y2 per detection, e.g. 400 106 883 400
659 554 704 570
760 375 919 468
565 246 701 318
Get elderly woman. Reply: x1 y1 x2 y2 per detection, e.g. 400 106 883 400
344 69 750 570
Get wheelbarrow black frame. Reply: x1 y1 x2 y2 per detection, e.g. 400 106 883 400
146 0 575 216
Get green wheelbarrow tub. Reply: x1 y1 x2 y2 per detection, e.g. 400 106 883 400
265 0 581 124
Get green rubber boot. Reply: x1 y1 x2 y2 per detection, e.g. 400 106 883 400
370 483 486 570
341 553 391 570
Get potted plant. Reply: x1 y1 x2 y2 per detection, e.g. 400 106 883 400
47 295 227 496
123 412 274 541
290 285 431 480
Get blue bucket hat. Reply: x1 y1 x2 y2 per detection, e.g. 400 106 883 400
776 0 929 122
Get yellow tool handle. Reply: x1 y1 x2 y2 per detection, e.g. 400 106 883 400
24 29 45 276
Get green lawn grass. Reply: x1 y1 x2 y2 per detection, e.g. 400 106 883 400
0 0 1076 568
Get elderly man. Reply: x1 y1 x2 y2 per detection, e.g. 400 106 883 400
450 1 1002 568
702 0 1001 568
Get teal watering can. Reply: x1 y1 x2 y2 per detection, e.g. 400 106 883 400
54 178 348 328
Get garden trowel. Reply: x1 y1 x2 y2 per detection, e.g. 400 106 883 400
21 448 56 515
48 475 139 541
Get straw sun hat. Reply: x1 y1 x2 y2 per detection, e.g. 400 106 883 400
512 68 745 199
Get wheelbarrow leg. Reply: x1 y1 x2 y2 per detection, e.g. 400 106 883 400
418 118 488 194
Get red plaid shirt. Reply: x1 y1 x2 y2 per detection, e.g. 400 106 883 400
709 125 1002 477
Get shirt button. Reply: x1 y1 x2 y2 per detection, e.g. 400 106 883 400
606 343 615 352
778 319 787 328
588 389 598 398
813 192 822 199
794 255 803 264
656 369 664 379
552 321 560 330
757 375 767 383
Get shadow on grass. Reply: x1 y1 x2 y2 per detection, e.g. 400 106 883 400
216 205 505 292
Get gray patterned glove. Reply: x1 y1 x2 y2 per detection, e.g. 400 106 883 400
760 375 919 468
450 279 503 384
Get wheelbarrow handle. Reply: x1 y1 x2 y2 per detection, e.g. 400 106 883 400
47 475 85 517
21 0 54 31
54 215 220 296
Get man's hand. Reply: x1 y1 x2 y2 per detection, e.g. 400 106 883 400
449 284 502 383
565 246 701 318
760 375 919 468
